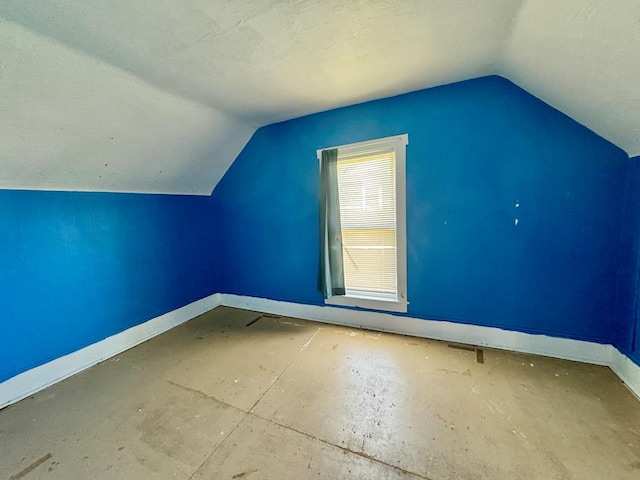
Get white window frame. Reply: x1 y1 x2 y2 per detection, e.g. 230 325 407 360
317 134 408 313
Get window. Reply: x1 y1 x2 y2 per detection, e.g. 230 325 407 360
317 134 408 312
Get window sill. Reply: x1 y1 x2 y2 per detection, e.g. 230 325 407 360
325 295 408 313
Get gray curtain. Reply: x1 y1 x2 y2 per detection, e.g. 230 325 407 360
318 148 345 299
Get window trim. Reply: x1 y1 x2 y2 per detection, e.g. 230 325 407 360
317 134 408 313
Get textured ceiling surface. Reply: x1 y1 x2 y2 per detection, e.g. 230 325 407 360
0 0 638 195
500 0 640 161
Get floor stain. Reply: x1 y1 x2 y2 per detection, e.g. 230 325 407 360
277 320 303 327
332 344 339 351
232 468 258 478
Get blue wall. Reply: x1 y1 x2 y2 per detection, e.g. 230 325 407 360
0 190 220 382
213 76 629 345
616 157 640 365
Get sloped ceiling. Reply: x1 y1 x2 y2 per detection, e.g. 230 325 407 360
0 0 638 195
500 0 640 160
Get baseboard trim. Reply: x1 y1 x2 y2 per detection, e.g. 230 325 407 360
610 348 640 401
3 292 638 409
0 293 221 410
220 294 612 364
219 294 640 400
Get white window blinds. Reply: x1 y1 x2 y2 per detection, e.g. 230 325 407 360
336 149 397 301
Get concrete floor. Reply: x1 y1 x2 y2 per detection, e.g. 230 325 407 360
1 307 639 479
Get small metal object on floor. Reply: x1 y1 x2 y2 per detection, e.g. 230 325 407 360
246 313 280 327
448 343 485 364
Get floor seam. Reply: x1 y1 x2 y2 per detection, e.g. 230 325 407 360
246 326 322 414
249 412 433 480
167 379 251 480
186 411 250 480
166 380 248 414
185 326 323 480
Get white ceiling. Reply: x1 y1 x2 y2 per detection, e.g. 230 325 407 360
500 0 640 159
1 0 638 195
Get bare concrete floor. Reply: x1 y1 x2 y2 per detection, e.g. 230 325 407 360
1 307 639 479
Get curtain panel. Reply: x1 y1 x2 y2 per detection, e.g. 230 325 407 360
317 148 345 299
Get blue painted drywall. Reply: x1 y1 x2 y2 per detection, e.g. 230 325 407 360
0 190 220 382
213 76 629 345
615 156 640 366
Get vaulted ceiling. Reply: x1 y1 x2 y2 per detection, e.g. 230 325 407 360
1 0 638 195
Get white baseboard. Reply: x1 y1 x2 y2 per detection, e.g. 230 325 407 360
220 294 639 400
0 293 221 410
610 348 640 401
3 292 638 409
220 294 613 364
